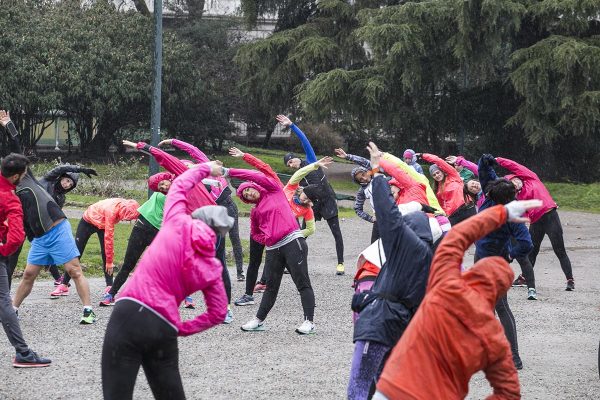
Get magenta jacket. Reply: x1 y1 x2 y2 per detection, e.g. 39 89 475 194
118 164 227 336
171 139 228 201
496 157 557 224
230 168 299 246
456 157 478 177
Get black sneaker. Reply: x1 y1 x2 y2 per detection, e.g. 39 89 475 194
512 274 527 287
13 350 51 368
237 273 245 282
566 279 575 291
234 294 255 306
513 355 523 370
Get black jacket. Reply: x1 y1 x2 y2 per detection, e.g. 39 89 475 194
299 161 338 220
38 165 82 208
353 175 433 347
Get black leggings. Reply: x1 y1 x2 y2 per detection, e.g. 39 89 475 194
216 235 231 304
474 254 520 359
326 216 344 264
63 219 113 286
245 237 265 296
109 217 158 297
528 208 573 280
257 238 314 321
6 244 22 289
222 198 244 275
102 299 184 400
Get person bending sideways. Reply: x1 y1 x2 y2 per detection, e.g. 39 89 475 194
0 153 51 367
102 163 232 400
373 200 542 400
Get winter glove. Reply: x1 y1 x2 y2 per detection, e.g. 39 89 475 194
82 168 98 177
481 154 497 167
420 204 438 214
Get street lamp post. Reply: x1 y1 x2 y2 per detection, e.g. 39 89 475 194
149 0 163 187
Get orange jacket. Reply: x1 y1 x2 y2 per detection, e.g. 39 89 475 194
377 205 520 400
83 198 140 266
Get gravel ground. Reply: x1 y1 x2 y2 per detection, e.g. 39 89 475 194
1 210 599 399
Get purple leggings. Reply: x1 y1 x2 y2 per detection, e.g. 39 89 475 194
348 341 391 400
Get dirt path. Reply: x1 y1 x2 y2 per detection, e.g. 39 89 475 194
1 210 599 399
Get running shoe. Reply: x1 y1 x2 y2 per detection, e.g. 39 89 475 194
253 282 267 293
241 317 265 332
104 286 112 294
295 319 316 335
566 279 575 291
13 350 51 368
50 284 69 298
512 274 527 287
234 294 255 306
184 296 195 309
223 309 233 324
513 355 523 370
237 273 245 281
527 288 537 300
336 263 345 276
53 276 63 286
80 308 97 325
99 293 114 307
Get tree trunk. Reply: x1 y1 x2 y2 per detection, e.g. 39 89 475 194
132 0 151 16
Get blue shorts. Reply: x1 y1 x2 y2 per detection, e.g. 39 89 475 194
27 220 80 266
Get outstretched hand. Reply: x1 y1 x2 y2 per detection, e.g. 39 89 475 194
366 142 382 169
0 110 11 127
122 140 137 149
334 148 347 159
229 147 245 158
206 160 224 177
275 114 292 127
158 139 173 147
316 156 333 169
445 155 457 165
505 200 543 223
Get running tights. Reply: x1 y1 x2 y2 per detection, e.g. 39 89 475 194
223 198 244 276
495 294 520 361
216 235 231 303
256 238 314 321
528 208 573 280
102 299 184 400
347 341 391 400
326 216 344 264
245 237 265 296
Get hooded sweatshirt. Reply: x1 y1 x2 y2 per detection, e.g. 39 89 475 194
38 165 86 208
379 158 429 207
381 153 445 215
403 149 424 174
82 198 140 266
376 205 520 400
496 157 557 224
0 175 25 257
422 153 465 217
353 176 433 347
230 168 300 248
118 165 227 336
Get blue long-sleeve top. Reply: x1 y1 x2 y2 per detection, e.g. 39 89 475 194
475 157 533 260
290 123 317 163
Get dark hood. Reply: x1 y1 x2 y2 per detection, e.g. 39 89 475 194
403 211 433 245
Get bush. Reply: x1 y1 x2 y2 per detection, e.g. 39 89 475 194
287 122 344 155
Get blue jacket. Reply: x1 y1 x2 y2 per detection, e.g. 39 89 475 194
475 157 533 260
353 175 433 347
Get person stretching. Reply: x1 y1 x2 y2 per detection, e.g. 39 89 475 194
402 149 424 174
373 200 541 400
496 156 575 291
279 115 345 275
51 198 140 298
0 152 51 367
229 167 316 334
348 143 436 400
99 172 173 306
0 111 95 324
102 162 232 400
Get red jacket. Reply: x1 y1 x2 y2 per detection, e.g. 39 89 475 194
380 158 428 206
422 153 465 217
0 176 25 257
377 205 520 400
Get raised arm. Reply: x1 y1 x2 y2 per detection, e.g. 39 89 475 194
382 152 429 186
421 153 462 181
228 168 281 193
345 153 371 170
163 164 214 223
495 157 539 181
124 140 187 176
287 161 322 187
177 275 227 336
170 139 210 163
239 151 283 187
379 158 419 189
0 110 23 153
276 115 317 163
478 154 500 192
43 165 96 182
455 156 478 177
427 205 507 289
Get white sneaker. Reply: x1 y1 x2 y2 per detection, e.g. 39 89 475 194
295 319 316 335
241 318 265 332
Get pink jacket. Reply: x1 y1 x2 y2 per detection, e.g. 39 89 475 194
119 164 227 336
456 157 478 177
83 198 140 266
242 153 284 188
422 153 465 217
171 139 229 201
136 142 216 212
497 157 557 224
230 168 299 246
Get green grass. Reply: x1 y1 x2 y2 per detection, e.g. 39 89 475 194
546 182 600 214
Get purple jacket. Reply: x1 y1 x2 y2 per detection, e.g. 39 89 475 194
230 168 299 246
497 157 557 224
119 164 227 336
